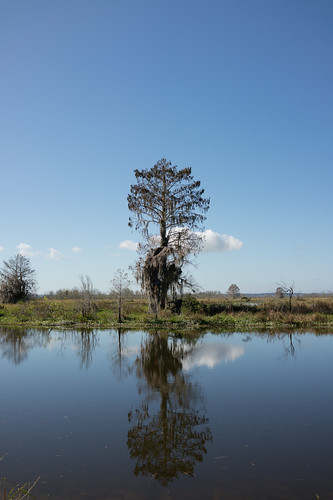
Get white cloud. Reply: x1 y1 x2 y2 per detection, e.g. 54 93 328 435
72 246 82 254
198 229 243 253
119 229 243 254
0 246 3 252
17 243 40 257
119 240 138 251
46 248 65 261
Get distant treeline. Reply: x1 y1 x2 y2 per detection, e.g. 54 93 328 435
42 288 332 301
43 287 144 300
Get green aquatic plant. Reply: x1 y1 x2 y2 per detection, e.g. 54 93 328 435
1 476 40 500
1 453 39 499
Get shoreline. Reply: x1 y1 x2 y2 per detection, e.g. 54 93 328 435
1 317 333 334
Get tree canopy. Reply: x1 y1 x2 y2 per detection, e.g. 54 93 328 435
0 254 37 303
128 159 210 312
227 283 240 299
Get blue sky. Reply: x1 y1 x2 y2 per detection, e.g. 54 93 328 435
1 0 332 294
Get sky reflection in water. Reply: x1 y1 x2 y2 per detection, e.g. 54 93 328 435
0 328 333 499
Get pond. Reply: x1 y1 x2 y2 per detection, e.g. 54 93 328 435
0 327 333 499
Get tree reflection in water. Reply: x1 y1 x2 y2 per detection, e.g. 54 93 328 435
0 327 50 364
282 332 301 359
75 329 98 369
108 329 133 381
127 332 212 486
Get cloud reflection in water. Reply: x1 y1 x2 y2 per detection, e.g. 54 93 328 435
182 342 245 371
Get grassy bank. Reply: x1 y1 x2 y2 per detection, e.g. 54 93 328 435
0 295 333 332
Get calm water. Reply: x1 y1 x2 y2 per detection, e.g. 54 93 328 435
1 328 333 499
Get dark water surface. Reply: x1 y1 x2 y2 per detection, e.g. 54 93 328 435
1 328 333 499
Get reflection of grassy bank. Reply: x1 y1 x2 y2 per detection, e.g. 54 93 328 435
0 296 333 331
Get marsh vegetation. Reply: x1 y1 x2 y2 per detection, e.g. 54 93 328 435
0 294 332 331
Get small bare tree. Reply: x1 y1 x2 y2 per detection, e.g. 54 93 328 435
275 286 284 299
227 284 240 299
111 269 131 323
79 274 95 318
278 281 295 311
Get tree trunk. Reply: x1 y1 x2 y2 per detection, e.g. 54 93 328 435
118 294 122 322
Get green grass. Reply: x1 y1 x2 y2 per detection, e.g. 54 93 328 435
0 296 333 332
